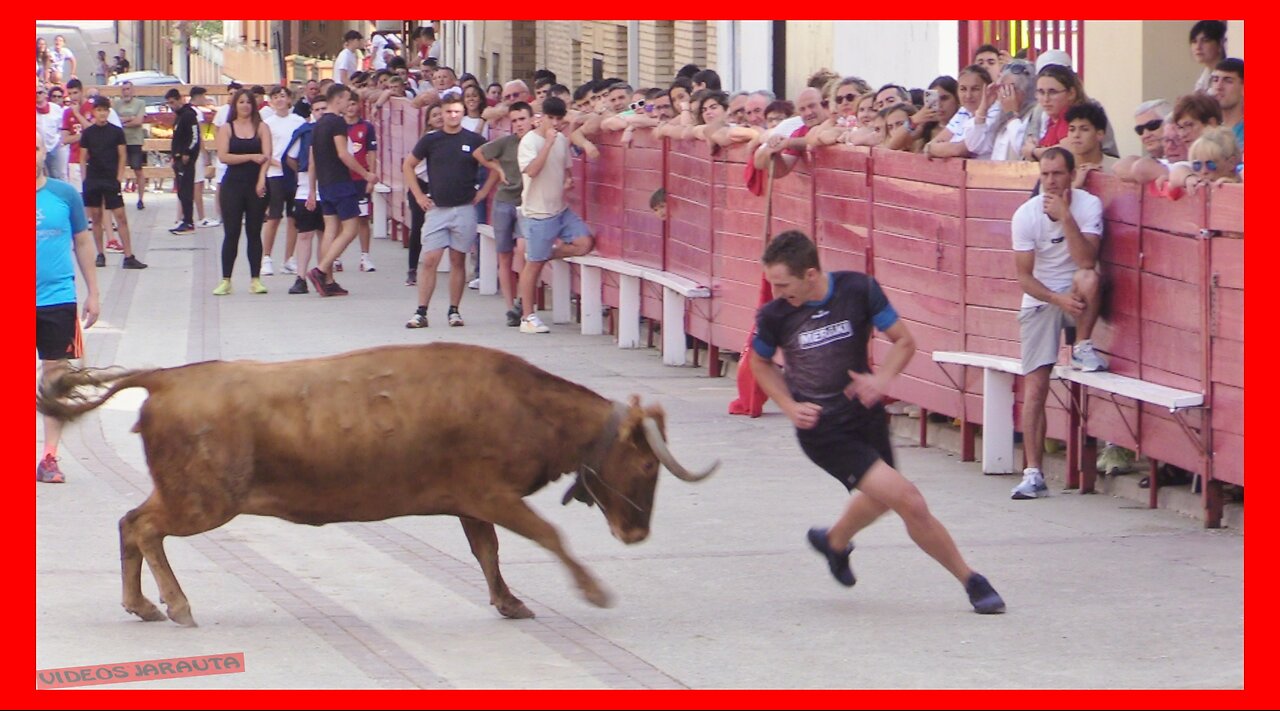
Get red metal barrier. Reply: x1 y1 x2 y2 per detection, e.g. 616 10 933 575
370 120 1243 524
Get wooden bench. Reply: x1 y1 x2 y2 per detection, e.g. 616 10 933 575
1058 369 1205 500
557 255 711 366
932 351 1065 475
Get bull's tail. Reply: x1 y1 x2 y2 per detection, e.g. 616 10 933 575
36 365 161 423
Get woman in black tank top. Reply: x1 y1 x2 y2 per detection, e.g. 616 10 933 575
212 89 272 295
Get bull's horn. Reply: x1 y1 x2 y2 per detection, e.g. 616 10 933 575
641 417 719 482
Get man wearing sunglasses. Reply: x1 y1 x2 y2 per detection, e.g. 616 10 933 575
481 79 533 127
1112 99 1172 184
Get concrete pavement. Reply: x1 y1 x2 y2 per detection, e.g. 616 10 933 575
35 193 1243 689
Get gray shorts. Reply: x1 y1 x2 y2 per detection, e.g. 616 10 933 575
1019 299 1075 374
491 200 520 254
422 204 479 256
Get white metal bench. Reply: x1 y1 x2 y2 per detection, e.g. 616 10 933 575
1057 368 1205 498
561 255 711 366
932 351 1054 474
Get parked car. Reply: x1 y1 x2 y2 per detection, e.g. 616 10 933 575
108 70 182 86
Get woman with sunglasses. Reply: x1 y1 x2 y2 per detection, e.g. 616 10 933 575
805 77 872 147
1180 127 1242 191
962 59 1037 161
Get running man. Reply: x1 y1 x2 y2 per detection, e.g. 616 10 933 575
749 230 1005 614
36 129 101 483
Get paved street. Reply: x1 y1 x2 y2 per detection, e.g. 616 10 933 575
36 194 1243 689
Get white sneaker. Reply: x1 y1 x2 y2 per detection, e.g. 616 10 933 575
261 256 274 276
282 257 298 275
360 253 376 272
333 258 344 272
520 314 550 334
196 218 222 228
1011 467 1048 500
468 277 481 290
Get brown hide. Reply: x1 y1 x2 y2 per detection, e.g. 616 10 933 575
132 343 619 526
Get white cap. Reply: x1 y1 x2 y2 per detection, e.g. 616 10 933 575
1035 49 1073 73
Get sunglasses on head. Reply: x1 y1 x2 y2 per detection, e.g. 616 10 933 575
1191 160 1220 172
1134 119 1163 135
835 92 858 104
1005 63 1032 75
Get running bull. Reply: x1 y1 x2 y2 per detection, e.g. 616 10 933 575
37 343 718 626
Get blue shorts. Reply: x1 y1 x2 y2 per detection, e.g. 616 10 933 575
318 180 361 220
491 201 520 254
520 208 591 262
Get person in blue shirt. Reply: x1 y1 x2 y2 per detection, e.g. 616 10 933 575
749 230 1005 614
36 130 100 483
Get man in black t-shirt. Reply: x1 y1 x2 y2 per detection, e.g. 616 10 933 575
80 97 146 270
750 231 1003 614
400 94 497 328
305 84 378 297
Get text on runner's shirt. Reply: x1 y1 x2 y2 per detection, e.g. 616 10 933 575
797 321 853 349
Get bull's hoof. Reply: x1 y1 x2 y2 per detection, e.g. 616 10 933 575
124 601 168 622
166 606 198 627
583 585 614 609
496 599 536 620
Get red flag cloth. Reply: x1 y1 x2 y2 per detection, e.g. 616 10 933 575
743 160 766 196
727 274 774 417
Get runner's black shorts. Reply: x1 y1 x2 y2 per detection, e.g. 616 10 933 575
796 400 895 491
36 303 82 361
266 176 296 219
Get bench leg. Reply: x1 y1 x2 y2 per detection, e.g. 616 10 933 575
981 370 1016 474
961 419 976 462
918 408 928 447
661 289 688 366
708 346 720 377
478 231 497 295
617 275 641 348
1079 436 1097 494
1147 460 1159 509
373 193 388 239
1204 477 1223 528
551 261 572 324
580 266 603 335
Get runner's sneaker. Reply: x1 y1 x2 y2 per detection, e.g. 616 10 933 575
333 258 344 272
360 253 376 272
261 256 274 276
136 198 145 210
520 314 550 334
249 278 268 294
121 255 148 269
306 267 329 296
36 454 65 483
966 572 1006 614
196 218 221 228
282 256 298 275
448 309 465 327
105 239 125 253
1011 467 1048 500
406 312 429 329
169 222 195 235
287 277 308 294
1071 340 1108 372
806 527 856 587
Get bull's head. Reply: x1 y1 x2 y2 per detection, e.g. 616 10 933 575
564 396 719 545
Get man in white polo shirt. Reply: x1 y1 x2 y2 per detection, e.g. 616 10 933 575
1010 147 1106 501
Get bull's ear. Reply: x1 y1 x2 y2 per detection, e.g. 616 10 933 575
617 396 647 443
